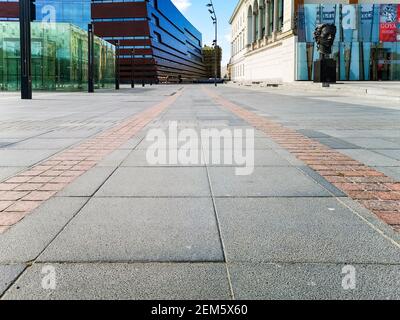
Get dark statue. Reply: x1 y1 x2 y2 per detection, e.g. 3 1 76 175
313 24 337 84
313 24 337 56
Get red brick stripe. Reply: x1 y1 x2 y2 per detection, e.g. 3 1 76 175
0 90 182 234
203 87 400 232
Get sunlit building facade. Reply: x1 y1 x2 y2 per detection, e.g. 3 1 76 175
229 1 400 82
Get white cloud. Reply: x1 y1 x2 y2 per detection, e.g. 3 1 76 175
172 0 192 13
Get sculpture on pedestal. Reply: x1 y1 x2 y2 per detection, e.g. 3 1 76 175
313 24 337 83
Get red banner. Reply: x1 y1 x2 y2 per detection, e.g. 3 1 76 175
379 4 400 42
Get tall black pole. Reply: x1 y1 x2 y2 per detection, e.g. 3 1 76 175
208 0 218 87
88 24 94 93
19 0 32 99
214 17 218 87
115 40 120 90
131 48 135 88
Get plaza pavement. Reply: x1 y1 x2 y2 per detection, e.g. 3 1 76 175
0 84 399 300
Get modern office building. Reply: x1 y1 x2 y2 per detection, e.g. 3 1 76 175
229 1 400 82
92 0 206 83
203 45 222 79
0 0 206 85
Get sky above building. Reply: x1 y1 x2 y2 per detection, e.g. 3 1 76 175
171 0 236 67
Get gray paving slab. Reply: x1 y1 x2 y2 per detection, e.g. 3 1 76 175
39 198 223 262
375 166 400 181
6 138 81 150
229 263 400 300
338 149 400 167
118 137 143 150
121 149 205 167
315 137 360 149
207 149 292 167
95 150 132 167
95 167 211 197
341 138 400 149
0 197 88 263
0 264 26 296
0 150 57 166
0 167 26 182
297 130 331 138
298 166 347 197
57 167 116 197
38 129 101 139
215 198 400 264
0 131 46 139
373 149 400 161
209 167 332 197
3 263 231 300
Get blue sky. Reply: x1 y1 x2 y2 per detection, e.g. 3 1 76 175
172 0 237 66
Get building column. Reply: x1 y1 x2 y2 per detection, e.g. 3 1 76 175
252 9 257 43
273 0 279 34
258 5 263 40
265 1 270 37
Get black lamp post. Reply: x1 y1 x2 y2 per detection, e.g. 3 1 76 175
131 48 135 88
19 0 34 99
115 40 120 90
88 23 94 93
206 0 218 87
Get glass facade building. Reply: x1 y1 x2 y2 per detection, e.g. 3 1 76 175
0 21 115 91
297 3 400 81
92 0 206 83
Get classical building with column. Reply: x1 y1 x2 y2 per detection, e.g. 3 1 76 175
229 1 400 82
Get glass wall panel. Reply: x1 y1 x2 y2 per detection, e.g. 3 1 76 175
297 3 400 81
0 21 115 91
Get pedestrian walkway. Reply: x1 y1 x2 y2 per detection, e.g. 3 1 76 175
0 85 399 299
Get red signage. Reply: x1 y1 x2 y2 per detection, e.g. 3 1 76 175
379 4 400 42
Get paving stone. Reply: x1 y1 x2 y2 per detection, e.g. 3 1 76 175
7 138 80 150
338 149 400 167
209 167 331 197
39 198 223 262
373 149 400 161
0 197 88 263
229 263 400 300
0 167 26 182
315 138 360 150
341 138 400 149
0 264 26 295
0 150 58 166
95 149 132 167
298 166 347 197
57 167 116 197
215 198 400 264
375 167 400 181
3 263 231 300
95 167 211 197
121 149 205 167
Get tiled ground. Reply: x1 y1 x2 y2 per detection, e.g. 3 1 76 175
0 85 399 300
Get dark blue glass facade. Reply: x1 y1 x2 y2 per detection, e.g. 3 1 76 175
147 0 206 81
297 3 400 81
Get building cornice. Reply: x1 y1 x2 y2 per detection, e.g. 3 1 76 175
229 0 245 24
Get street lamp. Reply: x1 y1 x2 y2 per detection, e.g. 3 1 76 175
131 48 135 88
19 0 34 99
114 40 120 90
88 24 95 93
206 0 218 87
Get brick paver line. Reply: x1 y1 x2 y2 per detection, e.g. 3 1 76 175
203 87 400 232
0 90 183 234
